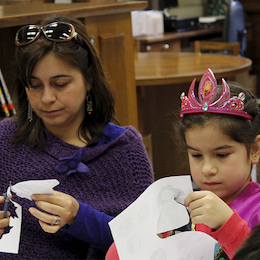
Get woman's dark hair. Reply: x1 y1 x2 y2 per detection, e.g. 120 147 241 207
13 15 116 150
175 82 260 154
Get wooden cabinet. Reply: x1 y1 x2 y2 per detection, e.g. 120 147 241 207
134 27 223 53
138 38 181 52
84 12 139 128
0 1 147 129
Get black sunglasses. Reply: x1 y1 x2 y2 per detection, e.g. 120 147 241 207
15 22 77 46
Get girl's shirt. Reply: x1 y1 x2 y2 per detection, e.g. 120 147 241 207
196 182 260 259
106 182 260 260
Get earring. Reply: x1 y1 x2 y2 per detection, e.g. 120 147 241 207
86 92 93 115
27 101 33 122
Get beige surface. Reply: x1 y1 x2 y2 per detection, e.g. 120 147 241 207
135 52 252 86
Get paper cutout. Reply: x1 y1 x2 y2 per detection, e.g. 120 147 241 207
157 186 189 234
11 179 60 200
109 175 218 260
0 200 22 254
0 179 60 254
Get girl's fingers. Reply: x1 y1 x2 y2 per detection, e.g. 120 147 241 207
185 191 208 207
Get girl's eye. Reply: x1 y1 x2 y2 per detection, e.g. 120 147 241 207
217 153 229 158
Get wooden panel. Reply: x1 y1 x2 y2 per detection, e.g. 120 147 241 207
139 40 181 52
0 26 19 101
0 2 148 28
85 13 138 128
239 0 260 95
137 83 190 180
142 133 153 166
134 28 223 53
99 34 132 127
194 41 241 56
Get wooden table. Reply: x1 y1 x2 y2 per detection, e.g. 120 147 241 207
134 27 223 52
135 52 252 85
135 52 252 179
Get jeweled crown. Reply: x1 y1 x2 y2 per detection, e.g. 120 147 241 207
180 68 253 120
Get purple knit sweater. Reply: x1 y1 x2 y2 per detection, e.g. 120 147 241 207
0 118 154 259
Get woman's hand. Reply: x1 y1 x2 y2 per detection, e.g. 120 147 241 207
29 191 79 233
185 190 233 230
0 196 11 237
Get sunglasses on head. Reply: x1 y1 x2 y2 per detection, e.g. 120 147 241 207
15 22 78 46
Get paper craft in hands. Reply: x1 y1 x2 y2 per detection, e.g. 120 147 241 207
11 179 60 200
157 186 189 234
109 175 218 260
0 179 60 254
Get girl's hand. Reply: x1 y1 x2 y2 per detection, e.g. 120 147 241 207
28 191 79 234
0 196 11 237
185 190 233 230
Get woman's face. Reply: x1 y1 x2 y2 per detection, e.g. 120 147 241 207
26 52 90 133
185 124 253 203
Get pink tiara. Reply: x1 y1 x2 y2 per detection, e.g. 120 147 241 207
180 68 253 120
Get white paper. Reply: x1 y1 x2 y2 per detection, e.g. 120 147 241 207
131 11 164 37
11 179 60 200
0 179 60 254
109 175 218 260
0 200 22 254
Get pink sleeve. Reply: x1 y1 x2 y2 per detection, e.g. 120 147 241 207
105 242 120 260
210 211 250 259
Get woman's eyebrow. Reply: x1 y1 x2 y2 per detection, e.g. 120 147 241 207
31 75 72 80
52 75 72 79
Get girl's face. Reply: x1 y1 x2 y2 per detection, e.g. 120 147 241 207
26 52 90 133
185 124 253 203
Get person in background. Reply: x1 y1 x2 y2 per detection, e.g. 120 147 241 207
105 68 260 260
0 15 154 259
232 224 260 260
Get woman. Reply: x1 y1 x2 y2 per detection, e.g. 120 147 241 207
0 15 154 259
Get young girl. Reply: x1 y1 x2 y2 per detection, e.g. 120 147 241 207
106 68 260 260
179 68 260 259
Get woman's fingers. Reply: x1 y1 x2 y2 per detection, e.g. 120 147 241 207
38 219 61 234
29 191 79 233
0 211 11 237
28 207 62 233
